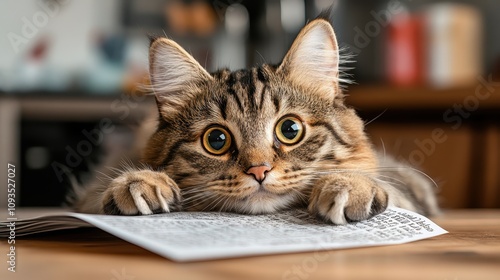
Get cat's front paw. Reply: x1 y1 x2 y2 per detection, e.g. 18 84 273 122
308 174 388 224
101 170 182 215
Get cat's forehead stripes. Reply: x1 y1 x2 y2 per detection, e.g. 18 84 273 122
208 66 282 155
226 68 260 114
238 69 256 109
214 66 275 115
226 71 244 112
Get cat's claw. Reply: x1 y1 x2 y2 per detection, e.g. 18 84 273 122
308 174 388 224
101 170 181 215
129 182 171 214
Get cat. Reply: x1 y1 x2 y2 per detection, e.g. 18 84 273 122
73 17 439 224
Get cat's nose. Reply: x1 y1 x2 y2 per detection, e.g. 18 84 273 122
246 165 272 183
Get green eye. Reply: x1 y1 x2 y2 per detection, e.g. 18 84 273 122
275 116 304 145
202 127 232 155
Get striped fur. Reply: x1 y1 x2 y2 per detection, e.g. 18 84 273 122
74 18 439 223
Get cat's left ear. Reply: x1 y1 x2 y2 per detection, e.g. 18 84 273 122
278 19 340 98
149 37 212 118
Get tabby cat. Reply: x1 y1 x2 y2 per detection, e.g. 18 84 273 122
74 18 439 224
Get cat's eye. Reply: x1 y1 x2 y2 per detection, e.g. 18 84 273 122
275 116 304 145
202 127 232 155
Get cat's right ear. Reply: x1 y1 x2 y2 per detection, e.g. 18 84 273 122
277 19 341 99
149 37 212 118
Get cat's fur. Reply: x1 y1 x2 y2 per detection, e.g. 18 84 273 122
73 18 439 224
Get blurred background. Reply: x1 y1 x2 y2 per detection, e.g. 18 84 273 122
0 0 499 210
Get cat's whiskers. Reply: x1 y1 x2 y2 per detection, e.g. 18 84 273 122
181 188 211 201
181 185 209 195
219 194 237 212
183 196 210 209
183 192 218 210
365 166 438 188
308 166 438 189
375 174 407 186
181 186 211 203
211 194 232 212
201 193 228 211
184 183 210 192
182 183 238 204
287 185 309 205
363 109 388 127
372 177 400 189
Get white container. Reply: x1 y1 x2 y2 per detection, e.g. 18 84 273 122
424 4 483 87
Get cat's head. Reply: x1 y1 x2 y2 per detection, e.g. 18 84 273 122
144 18 377 213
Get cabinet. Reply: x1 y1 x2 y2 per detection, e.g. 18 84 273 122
0 95 154 208
347 85 500 208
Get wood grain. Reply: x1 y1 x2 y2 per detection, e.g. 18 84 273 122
1 209 499 280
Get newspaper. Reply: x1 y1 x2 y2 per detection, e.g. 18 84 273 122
1 207 447 261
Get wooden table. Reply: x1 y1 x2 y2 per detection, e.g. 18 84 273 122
1 209 499 280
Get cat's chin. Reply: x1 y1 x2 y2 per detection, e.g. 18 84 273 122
234 190 296 214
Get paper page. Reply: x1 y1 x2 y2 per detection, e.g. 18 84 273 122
62 207 447 261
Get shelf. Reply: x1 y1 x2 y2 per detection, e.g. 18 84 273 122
0 95 156 122
345 85 500 111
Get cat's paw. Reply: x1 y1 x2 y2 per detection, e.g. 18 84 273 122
308 174 388 224
101 170 182 215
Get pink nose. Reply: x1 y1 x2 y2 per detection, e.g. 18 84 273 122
246 165 272 183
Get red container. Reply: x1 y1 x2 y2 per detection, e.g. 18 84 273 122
386 14 425 86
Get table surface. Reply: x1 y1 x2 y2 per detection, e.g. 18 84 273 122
1 209 499 280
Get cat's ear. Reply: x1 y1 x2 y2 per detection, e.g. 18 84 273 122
149 37 212 117
278 19 340 98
